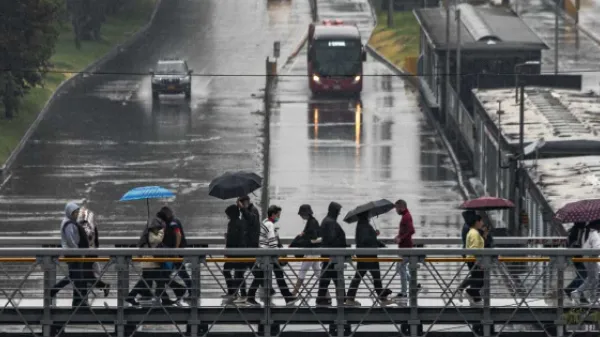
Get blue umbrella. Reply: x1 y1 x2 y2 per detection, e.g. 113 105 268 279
120 186 175 219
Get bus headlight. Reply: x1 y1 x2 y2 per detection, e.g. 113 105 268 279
312 75 321 83
353 75 361 83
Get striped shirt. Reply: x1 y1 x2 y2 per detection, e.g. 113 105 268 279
259 219 279 248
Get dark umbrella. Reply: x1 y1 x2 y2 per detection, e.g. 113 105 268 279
208 171 262 200
554 199 600 224
459 196 515 211
343 199 395 223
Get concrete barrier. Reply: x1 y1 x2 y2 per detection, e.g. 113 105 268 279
0 0 163 178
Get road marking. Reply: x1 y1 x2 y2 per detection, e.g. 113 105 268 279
0 173 13 192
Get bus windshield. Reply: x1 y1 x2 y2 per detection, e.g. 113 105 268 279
312 39 362 77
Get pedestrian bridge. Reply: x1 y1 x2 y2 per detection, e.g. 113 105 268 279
0 236 596 337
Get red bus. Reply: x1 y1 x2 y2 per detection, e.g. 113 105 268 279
307 20 367 96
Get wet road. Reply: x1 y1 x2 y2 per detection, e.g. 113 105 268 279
0 0 465 239
514 0 600 90
0 0 310 236
269 0 465 237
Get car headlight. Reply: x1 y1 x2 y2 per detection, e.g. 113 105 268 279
312 75 320 83
181 76 191 84
151 78 160 84
353 75 361 83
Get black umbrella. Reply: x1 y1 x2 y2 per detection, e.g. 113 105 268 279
208 171 263 200
343 199 395 223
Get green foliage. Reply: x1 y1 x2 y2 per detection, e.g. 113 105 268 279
563 308 600 325
0 0 62 119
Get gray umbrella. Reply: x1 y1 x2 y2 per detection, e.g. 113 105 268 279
343 199 395 223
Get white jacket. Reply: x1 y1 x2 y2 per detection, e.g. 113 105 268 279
581 229 600 268
141 229 164 269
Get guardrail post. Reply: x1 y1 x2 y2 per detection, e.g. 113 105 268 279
554 256 566 337
482 256 493 337
408 255 420 337
40 256 56 337
335 255 347 337
259 256 274 337
188 255 201 337
115 256 129 337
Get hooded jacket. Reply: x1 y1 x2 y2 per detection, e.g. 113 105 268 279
397 208 414 248
61 202 89 249
225 205 245 249
320 202 347 256
355 216 385 257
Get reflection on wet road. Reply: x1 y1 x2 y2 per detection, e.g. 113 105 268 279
270 0 465 237
0 0 311 235
515 0 600 90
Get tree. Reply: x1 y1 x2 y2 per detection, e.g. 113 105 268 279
0 0 61 119
67 0 129 48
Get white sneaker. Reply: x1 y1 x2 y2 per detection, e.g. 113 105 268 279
457 290 464 303
175 299 189 307
233 296 248 304
464 292 481 306
571 291 581 306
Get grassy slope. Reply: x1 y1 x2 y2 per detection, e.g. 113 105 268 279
0 0 157 164
368 11 420 70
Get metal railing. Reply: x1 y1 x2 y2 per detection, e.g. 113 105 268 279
0 236 567 247
0 247 596 337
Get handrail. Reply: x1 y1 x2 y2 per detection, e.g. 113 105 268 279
0 247 586 257
2 256 592 263
0 236 567 246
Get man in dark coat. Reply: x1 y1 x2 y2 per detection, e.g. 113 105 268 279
222 205 248 300
316 202 347 306
345 212 391 306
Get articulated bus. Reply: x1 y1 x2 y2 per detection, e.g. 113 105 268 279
307 20 367 96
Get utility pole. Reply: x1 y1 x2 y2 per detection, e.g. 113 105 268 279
516 81 525 236
554 0 560 75
456 8 461 119
445 0 451 121
388 0 394 27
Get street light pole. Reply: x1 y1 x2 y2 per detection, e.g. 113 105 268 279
456 8 461 119
514 61 541 103
554 0 560 75
445 0 451 119
516 80 526 236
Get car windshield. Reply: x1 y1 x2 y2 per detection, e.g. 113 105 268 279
312 39 361 77
156 62 187 75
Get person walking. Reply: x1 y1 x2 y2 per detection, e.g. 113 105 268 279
246 205 299 306
126 217 180 307
51 202 90 307
316 202 347 306
157 206 190 302
222 204 248 302
51 206 110 300
394 199 420 302
570 221 600 305
234 196 262 303
291 204 323 297
345 212 392 306
563 222 587 303
456 214 485 306
79 207 110 296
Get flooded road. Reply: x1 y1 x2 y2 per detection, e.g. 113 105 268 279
269 0 465 237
